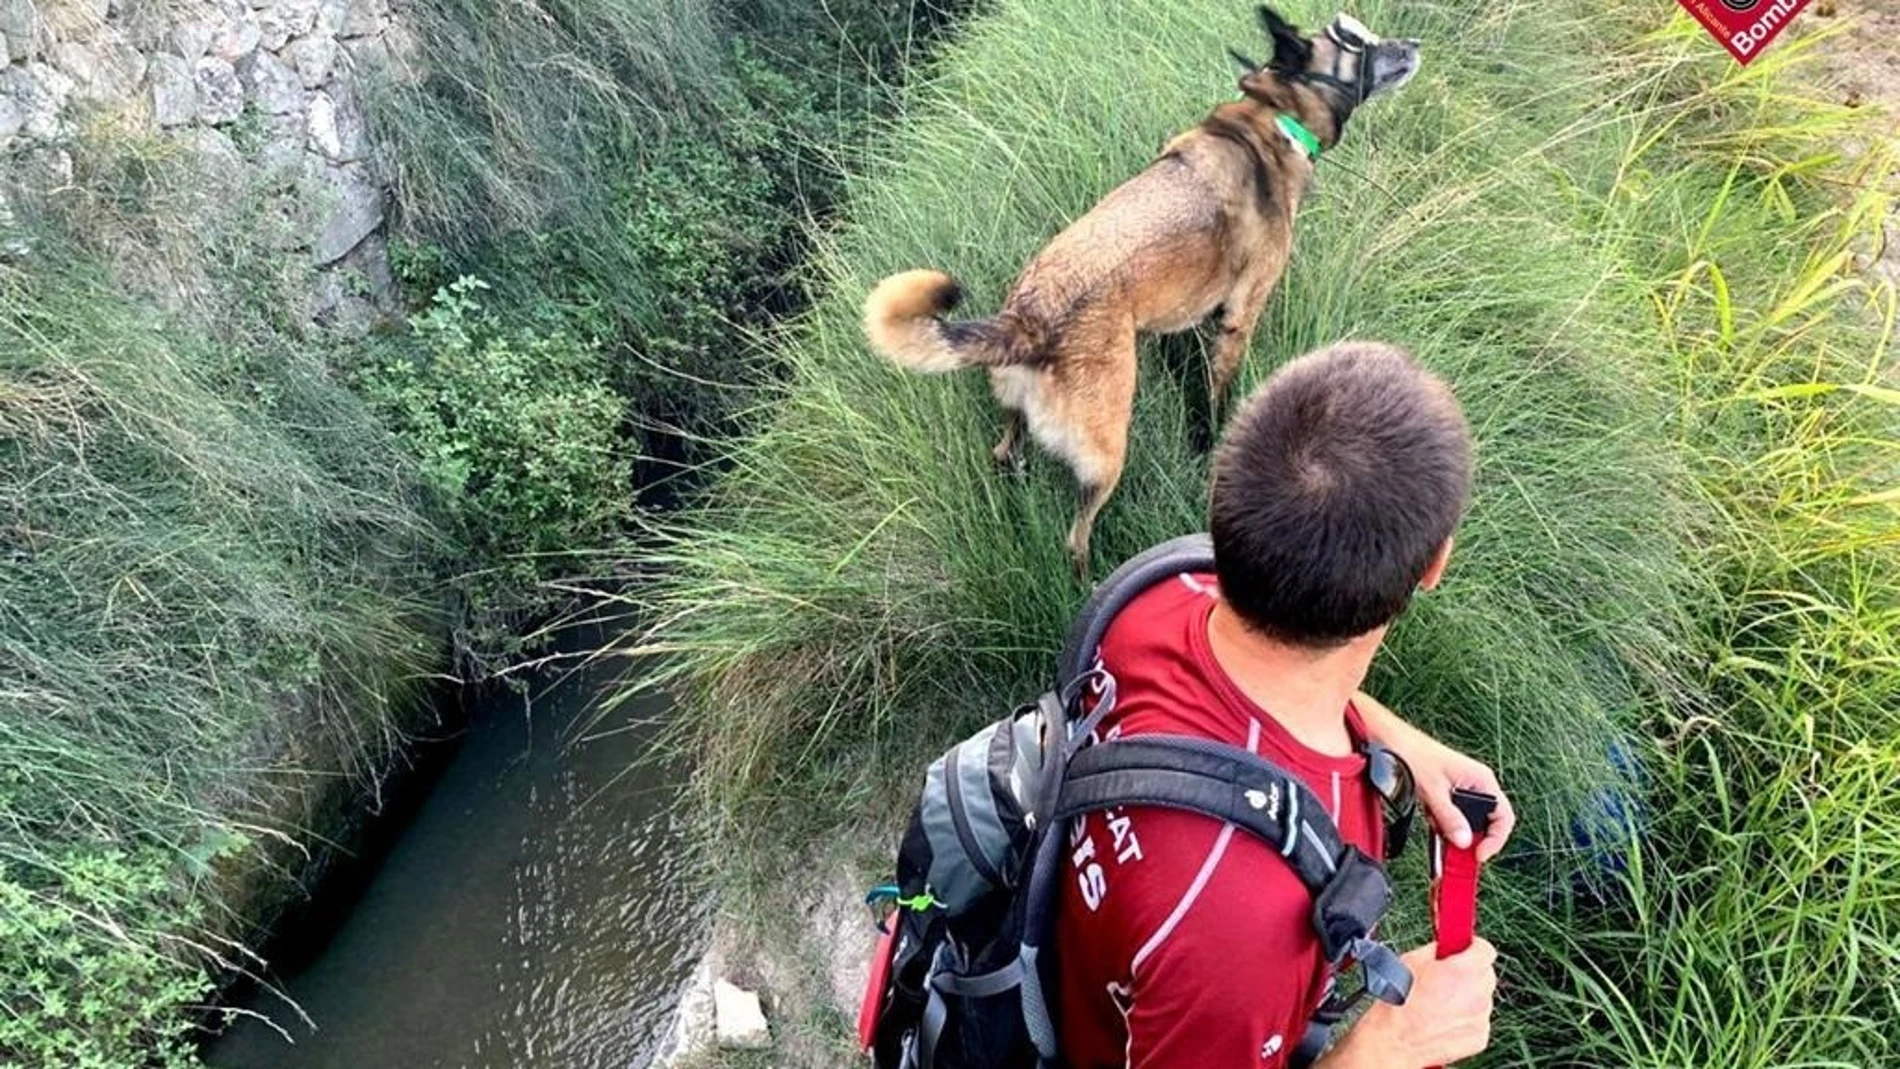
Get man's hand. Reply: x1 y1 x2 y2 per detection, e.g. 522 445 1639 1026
1320 940 1498 1069
1353 691 1516 863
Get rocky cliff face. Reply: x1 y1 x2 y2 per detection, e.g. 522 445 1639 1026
0 0 416 327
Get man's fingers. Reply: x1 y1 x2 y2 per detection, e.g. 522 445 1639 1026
1428 793 1474 849
1477 791 1517 864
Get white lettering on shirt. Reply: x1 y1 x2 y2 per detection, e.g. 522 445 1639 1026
1107 807 1145 864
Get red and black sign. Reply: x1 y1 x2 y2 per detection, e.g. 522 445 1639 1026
1676 0 1814 64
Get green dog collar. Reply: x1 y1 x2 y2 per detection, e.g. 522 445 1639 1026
1275 113 1322 162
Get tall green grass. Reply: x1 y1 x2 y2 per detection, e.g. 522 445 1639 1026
1504 43 1900 1061
617 0 1898 1064
0 162 442 1063
2 3 968 1061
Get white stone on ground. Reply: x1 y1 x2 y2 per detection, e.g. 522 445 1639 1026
714 979 771 1051
659 948 718 1066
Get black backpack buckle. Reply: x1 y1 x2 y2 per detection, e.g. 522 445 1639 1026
1346 937 1412 1006
1312 936 1413 1024
1310 847 1411 1011
1311 847 1393 961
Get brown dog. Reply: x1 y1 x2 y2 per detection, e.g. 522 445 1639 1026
864 8 1421 576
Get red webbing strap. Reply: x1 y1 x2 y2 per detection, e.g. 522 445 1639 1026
858 922 898 1052
1428 789 1496 1069
1431 842 1482 955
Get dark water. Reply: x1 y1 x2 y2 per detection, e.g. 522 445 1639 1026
205 653 704 1069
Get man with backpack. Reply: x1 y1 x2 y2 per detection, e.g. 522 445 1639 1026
1052 341 1511 1068
862 341 1515 1069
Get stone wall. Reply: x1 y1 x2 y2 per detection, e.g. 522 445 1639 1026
0 0 417 326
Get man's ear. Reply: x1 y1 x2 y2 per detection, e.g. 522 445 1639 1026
1418 537 1454 592
1257 6 1312 71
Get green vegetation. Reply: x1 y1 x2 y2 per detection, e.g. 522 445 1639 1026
0 851 208 1068
1513 63 1900 1064
355 276 629 591
369 0 959 461
7 0 1890 1061
0 180 440 1063
353 0 964 647
619 0 1898 1064
3 1 961 1064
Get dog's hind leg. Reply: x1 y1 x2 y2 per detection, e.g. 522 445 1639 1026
1068 474 1121 581
991 408 1027 476
1061 325 1137 580
988 367 1036 476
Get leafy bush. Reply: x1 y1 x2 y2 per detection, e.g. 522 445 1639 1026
0 850 210 1069
358 276 632 573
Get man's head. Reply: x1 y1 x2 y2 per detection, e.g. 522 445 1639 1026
1229 8 1423 147
1210 341 1471 648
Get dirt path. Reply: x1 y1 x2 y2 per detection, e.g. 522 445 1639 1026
1811 0 1900 105
1804 0 1899 286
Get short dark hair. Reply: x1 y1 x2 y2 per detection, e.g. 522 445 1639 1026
1210 341 1472 647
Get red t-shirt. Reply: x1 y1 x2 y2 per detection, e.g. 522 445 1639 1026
1053 573 1384 1069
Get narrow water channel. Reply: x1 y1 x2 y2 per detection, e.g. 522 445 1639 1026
205 645 703 1069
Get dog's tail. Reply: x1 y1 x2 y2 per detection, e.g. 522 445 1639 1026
863 269 1043 373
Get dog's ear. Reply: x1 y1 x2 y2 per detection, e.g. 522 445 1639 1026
1257 6 1312 72
1227 47 1262 72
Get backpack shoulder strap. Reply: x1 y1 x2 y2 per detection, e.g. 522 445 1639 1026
1058 736 1339 895
1026 535 1216 852
1056 533 1214 691
1021 535 1214 1064
1057 736 1395 969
